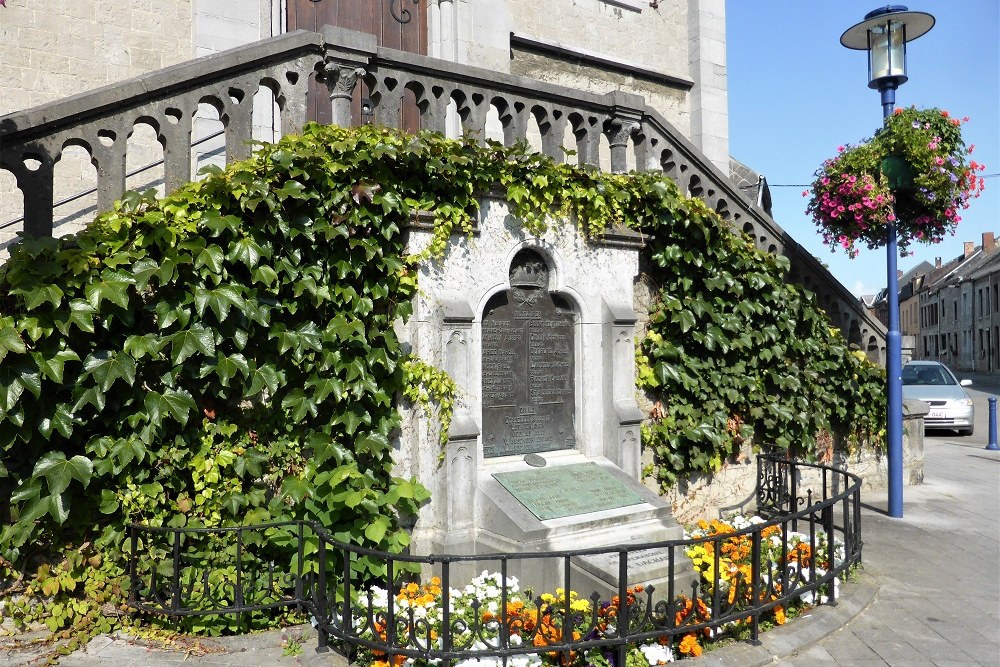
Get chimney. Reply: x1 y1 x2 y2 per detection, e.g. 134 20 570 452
964 241 975 257
935 257 942 268
984 232 996 253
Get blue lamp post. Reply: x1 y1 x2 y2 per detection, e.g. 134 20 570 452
841 6 935 519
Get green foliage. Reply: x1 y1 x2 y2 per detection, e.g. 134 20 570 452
403 358 459 448
0 127 442 602
633 193 886 486
0 123 884 642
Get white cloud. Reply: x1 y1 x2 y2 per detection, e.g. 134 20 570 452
852 280 876 298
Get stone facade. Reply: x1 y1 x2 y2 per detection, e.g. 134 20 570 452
1 0 728 246
0 0 285 249
0 0 193 115
0 0 194 247
654 400 929 525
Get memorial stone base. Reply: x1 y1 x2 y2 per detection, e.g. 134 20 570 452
398 200 685 596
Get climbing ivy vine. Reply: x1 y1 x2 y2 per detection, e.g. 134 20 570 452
0 124 884 647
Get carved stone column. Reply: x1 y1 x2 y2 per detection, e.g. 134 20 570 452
321 63 366 128
319 26 377 128
606 118 640 174
603 90 645 174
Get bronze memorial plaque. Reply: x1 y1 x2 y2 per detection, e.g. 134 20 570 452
481 250 576 458
493 463 645 520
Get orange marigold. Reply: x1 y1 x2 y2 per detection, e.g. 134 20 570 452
678 634 703 657
774 605 786 625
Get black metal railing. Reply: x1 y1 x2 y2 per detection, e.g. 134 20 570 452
127 454 863 663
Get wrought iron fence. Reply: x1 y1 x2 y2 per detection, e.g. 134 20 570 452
127 454 863 663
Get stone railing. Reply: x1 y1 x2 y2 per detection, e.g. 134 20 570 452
0 25 885 355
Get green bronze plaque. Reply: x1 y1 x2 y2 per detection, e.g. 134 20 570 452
493 463 645 521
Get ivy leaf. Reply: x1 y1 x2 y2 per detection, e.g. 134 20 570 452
281 477 312 503
207 352 250 387
72 386 106 413
32 349 81 384
32 451 93 496
247 363 281 397
124 334 167 360
24 284 64 311
131 257 160 290
10 479 41 503
110 437 148 469
48 492 71 524
194 285 246 322
281 389 318 422
194 245 225 275
168 325 216 365
99 489 120 514
37 403 76 440
84 270 134 310
0 320 27 363
144 388 197 427
228 237 266 268
364 516 390 544
54 299 97 335
82 350 138 393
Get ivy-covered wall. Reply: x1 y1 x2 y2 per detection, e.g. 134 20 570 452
0 124 884 642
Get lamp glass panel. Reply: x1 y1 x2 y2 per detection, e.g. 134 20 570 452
887 21 906 78
868 24 891 81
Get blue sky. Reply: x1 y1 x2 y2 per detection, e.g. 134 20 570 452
726 0 999 298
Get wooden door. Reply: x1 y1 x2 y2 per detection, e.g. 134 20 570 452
288 0 427 129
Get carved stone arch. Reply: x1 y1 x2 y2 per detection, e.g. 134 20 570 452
715 198 730 219
131 114 164 139
197 95 227 125
688 174 704 198
489 95 513 126
61 136 95 168
847 319 862 347
449 88 473 124
259 76 286 108
501 98 531 146
567 113 600 167
659 148 677 179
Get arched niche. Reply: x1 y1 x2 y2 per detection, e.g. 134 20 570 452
481 249 577 458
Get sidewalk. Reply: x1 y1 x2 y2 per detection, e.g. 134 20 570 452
5 438 998 667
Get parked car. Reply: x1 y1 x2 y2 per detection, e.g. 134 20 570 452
901 361 975 436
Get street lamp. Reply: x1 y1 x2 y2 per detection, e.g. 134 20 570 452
841 6 935 519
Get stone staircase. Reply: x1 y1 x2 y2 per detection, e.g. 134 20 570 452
0 25 886 359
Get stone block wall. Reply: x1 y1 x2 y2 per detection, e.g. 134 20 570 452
0 0 193 115
649 401 928 525
0 0 194 250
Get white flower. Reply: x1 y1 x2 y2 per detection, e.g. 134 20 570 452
639 642 675 664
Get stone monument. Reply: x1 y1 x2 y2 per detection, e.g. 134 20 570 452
399 198 684 594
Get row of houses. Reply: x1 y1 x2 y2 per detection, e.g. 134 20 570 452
869 232 1000 373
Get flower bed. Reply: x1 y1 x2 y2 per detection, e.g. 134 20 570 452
805 107 986 258
349 515 846 666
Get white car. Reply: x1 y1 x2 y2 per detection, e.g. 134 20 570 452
902 361 975 436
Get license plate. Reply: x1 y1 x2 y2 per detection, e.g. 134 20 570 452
928 411 947 419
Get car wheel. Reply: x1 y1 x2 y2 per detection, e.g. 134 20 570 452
958 427 974 437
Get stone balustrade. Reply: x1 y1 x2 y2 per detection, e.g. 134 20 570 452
0 25 885 356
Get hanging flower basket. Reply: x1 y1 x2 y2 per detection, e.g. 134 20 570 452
804 107 987 258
